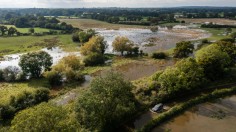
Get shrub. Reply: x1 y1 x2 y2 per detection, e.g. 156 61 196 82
0 70 3 81
83 53 105 66
151 52 167 59
72 32 80 42
173 41 194 58
44 70 63 87
0 88 49 120
11 103 81 131
220 38 235 43
2 66 21 82
202 39 209 44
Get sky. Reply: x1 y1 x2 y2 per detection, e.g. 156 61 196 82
0 0 236 8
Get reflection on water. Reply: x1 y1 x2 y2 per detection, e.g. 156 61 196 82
97 28 209 53
0 47 80 69
152 96 236 132
93 59 175 81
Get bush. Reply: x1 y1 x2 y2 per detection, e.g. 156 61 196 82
0 70 3 81
11 103 81 132
44 70 63 87
0 88 49 120
220 38 235 43
2 66 22 82
151 52 167 59
72 32 80 42
83 53 105 66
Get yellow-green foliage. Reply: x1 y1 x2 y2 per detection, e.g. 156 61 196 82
0 83 37 105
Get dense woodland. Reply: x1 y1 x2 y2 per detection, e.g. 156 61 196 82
1 7 236 26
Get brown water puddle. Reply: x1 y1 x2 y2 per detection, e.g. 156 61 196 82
152 96 236 132
92 59 176 81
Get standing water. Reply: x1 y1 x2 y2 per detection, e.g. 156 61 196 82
0 47 80 69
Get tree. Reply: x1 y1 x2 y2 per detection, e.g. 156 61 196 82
8 27 17 36
28 28 35 34
2 66 21 82
44 70 63 87
72 32 80 42
216 41 236 65
80 36 107 56
150 26 158 32
19 51 52 78
173 41 194 58
78 29 96 43
158 58 206 95
0 26 8 36
83 53 105 66
75 72 136 131
47 55 84 83
11 103 81 132
112 36 133 56
226 27 232 34
196 44 231 80
230 32 236 39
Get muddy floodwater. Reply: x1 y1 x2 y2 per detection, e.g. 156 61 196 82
151 96 236 132
0 47 80 69
93 59 175 81
97 27 210 53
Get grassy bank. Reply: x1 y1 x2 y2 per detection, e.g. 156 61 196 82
138 87 236 132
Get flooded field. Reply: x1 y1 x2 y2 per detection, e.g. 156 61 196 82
0 47 80 69
97 27 210 53
152 96 236 132
93 59 175 81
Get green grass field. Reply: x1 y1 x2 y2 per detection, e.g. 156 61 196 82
59 18 149 29
4 25 55 33
202 28 236 41
0 35 79 56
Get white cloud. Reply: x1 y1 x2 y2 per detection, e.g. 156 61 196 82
0 0 235 8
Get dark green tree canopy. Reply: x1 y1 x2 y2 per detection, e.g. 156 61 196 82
75 72 136 131
158 58 207 95
19 51 52 78
173 41 194 58
196 44 231 80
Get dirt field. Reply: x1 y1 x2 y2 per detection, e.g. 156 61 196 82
59 18 148 29
178 18 236 25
